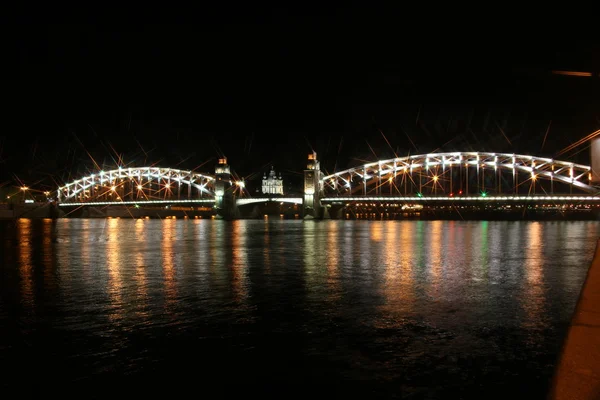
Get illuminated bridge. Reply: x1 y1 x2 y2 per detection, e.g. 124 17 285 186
56 152 600 219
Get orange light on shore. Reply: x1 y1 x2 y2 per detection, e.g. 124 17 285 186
552 70 593 77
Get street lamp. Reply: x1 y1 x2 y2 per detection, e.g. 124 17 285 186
21 186 28 202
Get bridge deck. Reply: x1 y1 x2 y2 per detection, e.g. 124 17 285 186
322 195 600 202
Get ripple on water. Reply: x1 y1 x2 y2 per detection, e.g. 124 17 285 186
0 219 596 398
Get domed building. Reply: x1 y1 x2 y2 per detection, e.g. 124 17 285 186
262 166 284 195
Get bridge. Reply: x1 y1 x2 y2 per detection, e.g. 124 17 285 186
55 150 600 219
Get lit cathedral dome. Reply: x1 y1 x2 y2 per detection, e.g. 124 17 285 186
262 166 283 195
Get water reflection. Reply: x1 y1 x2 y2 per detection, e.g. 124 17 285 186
231 221 249 303
326 222 340 301
41 219 54 286
479 220 489 281
1 218 597 399
133 220 149 318
383 221 399 288
427 220 443 297
263 219 271 274
303 221 334 300
209 222 226 287
17 219 34 309
161 219 177 309
522 222 546 330
192 220 210 291
80 219 92 284
381 222 416 316
371 222 383 242
106 218 124 322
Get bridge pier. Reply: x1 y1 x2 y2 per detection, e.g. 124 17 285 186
214 157 237 220
303 151 323 219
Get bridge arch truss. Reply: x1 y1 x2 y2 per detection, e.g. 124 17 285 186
321 152 597 197
57 167 215 203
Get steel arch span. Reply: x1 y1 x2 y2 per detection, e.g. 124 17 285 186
321 152 597 197
57 167 215 203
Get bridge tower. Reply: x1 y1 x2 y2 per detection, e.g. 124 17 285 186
303 151 323 219
591 138 600 184
214 157 236 219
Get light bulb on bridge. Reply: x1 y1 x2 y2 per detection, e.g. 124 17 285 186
165 183 170 188
21 186 28 191
137 185 143 190
432 175 438 182
111 186 116 191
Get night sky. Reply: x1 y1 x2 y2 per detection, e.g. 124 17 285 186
3 6 599 191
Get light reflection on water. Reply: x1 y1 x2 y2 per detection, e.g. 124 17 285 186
0 218 599 398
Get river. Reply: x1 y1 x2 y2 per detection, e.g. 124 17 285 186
0 219 597 398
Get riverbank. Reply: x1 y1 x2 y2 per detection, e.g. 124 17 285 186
549 238 600 399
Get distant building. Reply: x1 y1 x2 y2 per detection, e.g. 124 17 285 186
262 166 284 195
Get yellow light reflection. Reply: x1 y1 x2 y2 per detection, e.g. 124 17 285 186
80 219 91 282
134 219 149 316
209 222 226 283
370 222 383 242
41 219 55 288
399 222 416 305
106 218 124 322
522 221 545 329
382 221 399 286
380 221 415 317
426 220 442 297
162 218 177 307
231 221 249 303
326 222 341 301
17 219 34 308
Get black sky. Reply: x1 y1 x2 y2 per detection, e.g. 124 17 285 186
2 5 599 190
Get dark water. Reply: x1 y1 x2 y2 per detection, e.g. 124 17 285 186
0 219 598 399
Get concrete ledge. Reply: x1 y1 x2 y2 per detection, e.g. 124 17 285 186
549 238 600 399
